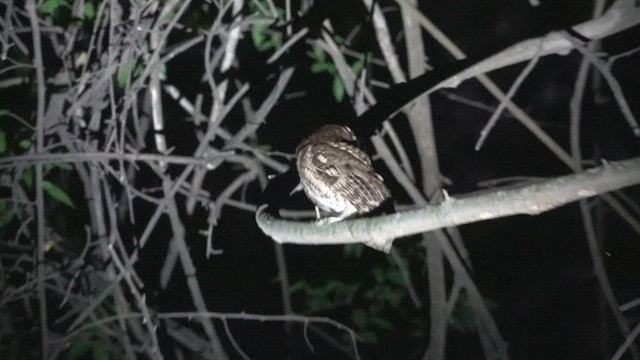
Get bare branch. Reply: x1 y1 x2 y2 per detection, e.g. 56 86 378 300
257 157 640 247
24 0 49 356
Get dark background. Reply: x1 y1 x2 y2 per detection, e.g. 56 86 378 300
154 1 640 359
1 0 639 359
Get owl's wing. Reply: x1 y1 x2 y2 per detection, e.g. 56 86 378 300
331 141 372 166
313 142 390 213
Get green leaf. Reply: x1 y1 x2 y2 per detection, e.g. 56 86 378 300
68 340 91 359
133 63 144 77
70 18 83 28
351 59 364 75
56 163 73 171
19 139 32 150
310 62 322 73
332 76 345 102
39 0 66 15
310 46 326 62
387 269 404 286
22 168 33 188
289 281 307 294
359 331 378 343
372 268 384 283
309 297 331 309
343 243 363 258
257 40 273 51
0 129 6 153
325 280 344 292
271 33 283 49
368 302 383 314
91 341 110 360
306 286 324 297
351 308 367 328
251 23 268 48
310 62 334 74
0 201 13 227
386 292 403 308
449 294 477 332
84 2 96 20
370 316 394 331
257 144 272 152
43 180 75 209
116 63 132 89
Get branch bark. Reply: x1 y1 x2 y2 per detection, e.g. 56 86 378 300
257 157 640 248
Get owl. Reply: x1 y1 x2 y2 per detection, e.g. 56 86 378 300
296 124 391 224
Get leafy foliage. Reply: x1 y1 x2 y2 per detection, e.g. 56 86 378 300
0 121 76 256
249 1 284 52
68 331 116 360
291 248 415 345
251 22 283 52
39 0 98 26
308 45 367 102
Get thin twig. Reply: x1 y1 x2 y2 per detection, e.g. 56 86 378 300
561 31 640 136
475 38 544 150
24 1 49 357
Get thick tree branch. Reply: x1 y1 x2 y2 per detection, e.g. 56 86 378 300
257 157 640 248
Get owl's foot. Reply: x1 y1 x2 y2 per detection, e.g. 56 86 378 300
315 216 342 225
312 212 394 253
316 205 359 224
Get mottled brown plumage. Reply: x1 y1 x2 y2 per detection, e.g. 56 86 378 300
296 124 391 223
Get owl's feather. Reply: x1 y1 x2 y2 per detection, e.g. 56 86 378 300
296 125 390 219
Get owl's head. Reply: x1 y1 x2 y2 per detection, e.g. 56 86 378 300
307 124 357 143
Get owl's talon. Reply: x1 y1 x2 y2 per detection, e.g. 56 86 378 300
315 216 341 225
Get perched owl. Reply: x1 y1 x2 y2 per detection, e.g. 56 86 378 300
296 124 391 224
